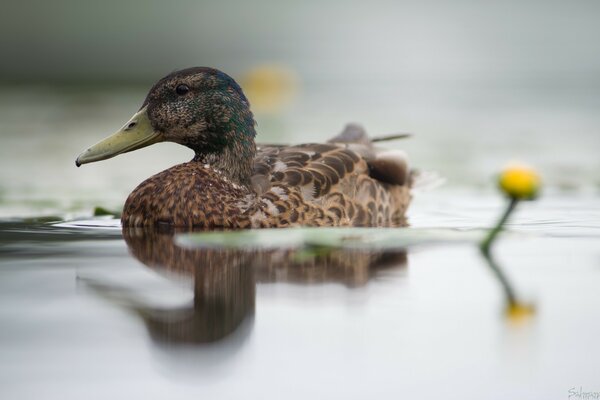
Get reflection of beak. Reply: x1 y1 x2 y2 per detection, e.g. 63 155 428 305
75 106 163 167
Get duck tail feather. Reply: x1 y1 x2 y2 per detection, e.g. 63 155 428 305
371 132 413 142
328 123 371 145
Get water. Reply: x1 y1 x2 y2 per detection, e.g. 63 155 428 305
1 191 599 399
1 78 599 399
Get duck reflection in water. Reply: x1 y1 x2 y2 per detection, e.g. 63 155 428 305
86 227 408 345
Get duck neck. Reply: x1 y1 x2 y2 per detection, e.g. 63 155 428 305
191 127 257 188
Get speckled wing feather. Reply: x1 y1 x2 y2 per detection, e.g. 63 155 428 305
244 127 411 228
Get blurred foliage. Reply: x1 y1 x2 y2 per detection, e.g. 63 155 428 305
93 206 121 217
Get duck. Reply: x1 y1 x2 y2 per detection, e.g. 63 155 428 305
75 67 413 229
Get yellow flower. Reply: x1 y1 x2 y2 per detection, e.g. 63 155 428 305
240 64 298 113
498 163 541 200
505 302 536 325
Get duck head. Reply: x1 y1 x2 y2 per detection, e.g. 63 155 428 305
76 67 257 185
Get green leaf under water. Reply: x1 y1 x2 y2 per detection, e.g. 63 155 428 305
176 227 482 250
93 206 121 217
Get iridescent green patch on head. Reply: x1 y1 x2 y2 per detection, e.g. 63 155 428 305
143 67 256 147
140 67 258 185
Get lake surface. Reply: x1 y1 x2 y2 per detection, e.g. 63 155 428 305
0 84 599 399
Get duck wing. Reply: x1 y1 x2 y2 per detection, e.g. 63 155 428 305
246 124 412 227
252 123 410 196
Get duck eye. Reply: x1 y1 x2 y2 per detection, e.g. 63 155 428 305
176 84 190 95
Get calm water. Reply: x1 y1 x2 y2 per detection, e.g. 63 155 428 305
1 83 599 399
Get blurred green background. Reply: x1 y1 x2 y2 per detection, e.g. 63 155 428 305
3 0 600 85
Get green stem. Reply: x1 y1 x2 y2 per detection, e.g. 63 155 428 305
482 248 518 306
480 198 518 256
480 197 519 306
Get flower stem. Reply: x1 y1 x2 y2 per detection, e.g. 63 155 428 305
480 197 519 306
480 198 518 256
482 246 518 306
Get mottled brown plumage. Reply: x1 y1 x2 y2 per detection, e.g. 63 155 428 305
76 67 413 229
122 128 412 228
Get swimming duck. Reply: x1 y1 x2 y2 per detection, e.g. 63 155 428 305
76 67 413 229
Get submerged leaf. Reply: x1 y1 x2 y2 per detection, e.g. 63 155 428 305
23 215 64 223
93 206 121 217
176 227 481 250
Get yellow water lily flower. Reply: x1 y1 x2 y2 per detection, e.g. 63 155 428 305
498 163 541 200
240 64 298 113
505 302 536 325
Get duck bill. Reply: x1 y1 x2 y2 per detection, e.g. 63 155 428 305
75 106 163 167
